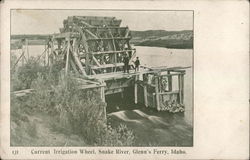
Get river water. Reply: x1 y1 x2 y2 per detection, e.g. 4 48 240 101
12 45 193 146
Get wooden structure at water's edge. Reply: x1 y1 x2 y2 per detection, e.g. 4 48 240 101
11 16 187 114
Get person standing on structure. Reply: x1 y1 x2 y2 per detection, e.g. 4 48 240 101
134 57 140 72
123 54 130 73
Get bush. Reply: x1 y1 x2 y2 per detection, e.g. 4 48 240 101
97 124 135 146
11 61 136 146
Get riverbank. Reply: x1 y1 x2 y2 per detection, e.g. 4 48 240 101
134 39 193 49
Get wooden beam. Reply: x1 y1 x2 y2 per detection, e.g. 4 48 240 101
84 28 99 39
69 55 79 74
178 75 182 104
155 75 160 111
181 74 184 104
80 32 90 74
105 88 123 95
70 43 88 77
79 20 94 28
65 39 70 75
158 90 179 95
124 28 130 37
167 71 172 91
91 63 124 69
92 56 101 66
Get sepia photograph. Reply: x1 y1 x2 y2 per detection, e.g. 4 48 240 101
10 9 194 147
1 0 249 159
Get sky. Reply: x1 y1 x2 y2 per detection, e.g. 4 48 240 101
11 10 193 35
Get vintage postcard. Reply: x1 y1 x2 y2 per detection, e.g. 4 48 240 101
0 0 249 160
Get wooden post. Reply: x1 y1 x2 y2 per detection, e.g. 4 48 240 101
100 82 107 121
155 74 160 111
50 39 54 65
134 76 138 104
167 71 172 91
100 85 106 102
178 74 183 104
181 74 184 104
65 39 70 75
144 85 148 107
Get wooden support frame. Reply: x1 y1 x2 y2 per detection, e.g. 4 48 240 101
154 74 160 111
65 39 70 75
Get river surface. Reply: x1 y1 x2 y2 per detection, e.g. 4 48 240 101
12 45 193 146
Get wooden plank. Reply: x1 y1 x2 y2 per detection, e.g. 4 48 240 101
178 75 182 104
167 71 172 91
84 28 99 39
105 88 123 95
124 28 130 38
80 31 90 74
78 83 105 89
69 55 79 74
70 43 88 77
154 75 160 111
91 63 124 69
92 56 101 66
160 73 185 76
100 85 106 102
158 90 179 95
181 74 184 104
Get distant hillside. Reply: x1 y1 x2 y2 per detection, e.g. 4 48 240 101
131 30 193 49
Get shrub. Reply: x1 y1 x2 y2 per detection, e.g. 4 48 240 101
97 123 135 146
11 62 136 146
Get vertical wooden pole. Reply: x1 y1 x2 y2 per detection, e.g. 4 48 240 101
181 74 184 104
155 74 160 111
167 71 172 91
178 74 182 104
144 85 148 107
100 85 106 102
65 39 70 75
134 75 138 104
100 82 106 121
